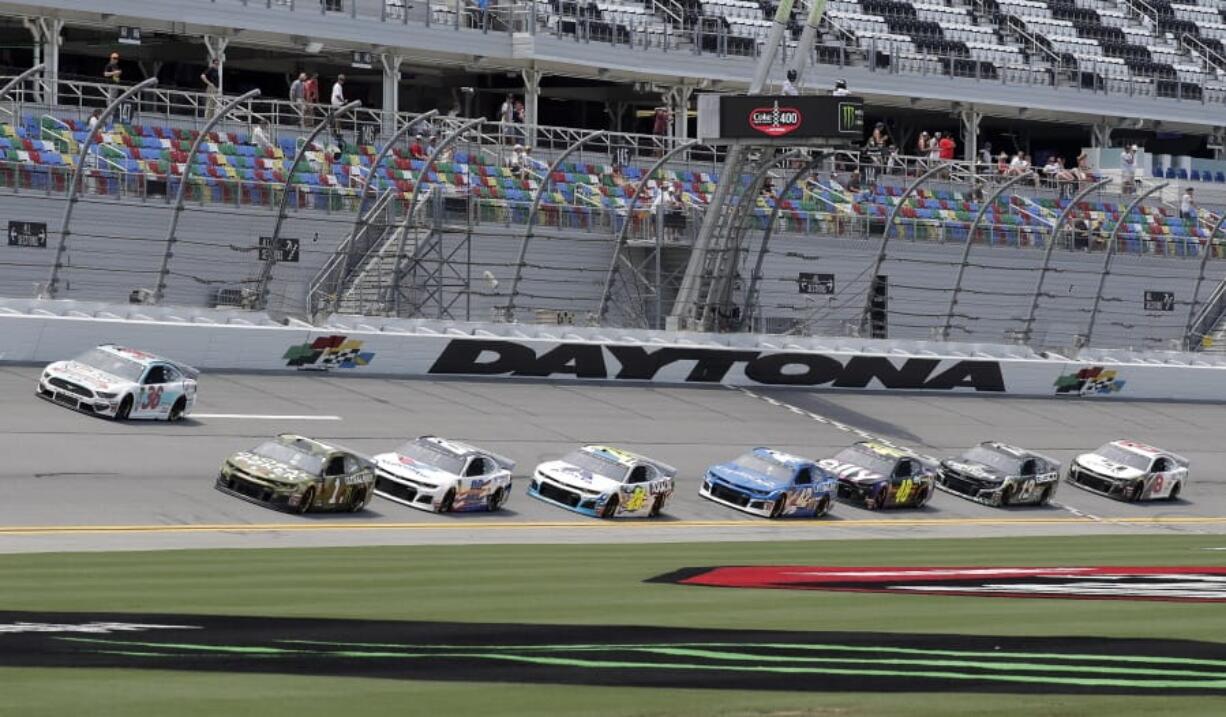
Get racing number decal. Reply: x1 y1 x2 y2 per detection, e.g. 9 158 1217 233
140 386 164 411
895 479 914 504
624 486 648 512
1153 474 1164 494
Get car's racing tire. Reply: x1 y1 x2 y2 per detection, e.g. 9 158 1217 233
600 494 619 520
913 485 930 508
115 395 133 421
1129 481 1146 502
768 497 785 519
439 488 456 513
814 496 831 518
1168 481 1181 501
487 487 507 512
999 485 1015 507
348 487 368 512
168 397 186 422
648 495 665 518
868 485 888 511
296 486 316 515
1036 485 1053 506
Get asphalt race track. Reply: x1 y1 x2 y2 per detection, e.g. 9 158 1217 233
1 365 1223 552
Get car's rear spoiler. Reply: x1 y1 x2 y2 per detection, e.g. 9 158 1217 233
1169 451 1191 469
1033 451 1063 472
484 450 517 474
640 457 678 479
171 361 201 380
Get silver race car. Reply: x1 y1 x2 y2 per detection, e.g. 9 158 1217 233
1067 440 1188 501
937 442 1060 507
373 436 516 513
37 344 198 421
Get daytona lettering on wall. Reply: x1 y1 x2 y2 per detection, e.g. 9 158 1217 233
427 339 1006 391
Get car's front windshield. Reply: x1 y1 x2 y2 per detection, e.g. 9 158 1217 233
833 447 896 477
961 446 1022 474
1095 444 1151 471
561 451 627 482
394 440 465 475
731 453 795 482
251 441 324 475
71 347 145 382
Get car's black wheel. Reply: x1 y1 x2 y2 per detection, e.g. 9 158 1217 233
296 486 316 515
768 497 785 519
1036 485 1053 506
868 485 889 510
999 485 1015 507
1129 481 1146 502
439 488 456 513
814 496 831 518
913 485 930 508
487 487 507 512
168 397 186 422
348 487 368 512
1168 481 1181 501
600 494 619 519
648 495 665 518
115 395 133 420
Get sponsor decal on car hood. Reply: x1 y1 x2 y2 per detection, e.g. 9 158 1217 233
708 463 786 492
817 459 884 484
374 453 455 487
47 361 127 391
941 460 1006 482
649 566 1226 602
1076 454 1145 480
229 452 314 484
538 460 621 493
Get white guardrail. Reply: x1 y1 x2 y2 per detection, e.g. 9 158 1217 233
4 299 1226 400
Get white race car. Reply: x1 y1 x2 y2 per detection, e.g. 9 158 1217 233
528 445 676 519
1067 440 1188 501
37 344 198 421
372 436 516 513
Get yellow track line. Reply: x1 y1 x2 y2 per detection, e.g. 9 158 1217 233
0 515 1224 536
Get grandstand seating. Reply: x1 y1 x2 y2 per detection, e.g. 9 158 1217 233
0 113 1219 257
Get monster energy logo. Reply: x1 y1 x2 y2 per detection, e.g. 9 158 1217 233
839 102 861 133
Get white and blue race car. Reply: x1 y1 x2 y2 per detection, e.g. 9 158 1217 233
372 436 516 513
37 344 198 421
699 447 837 519
528 445 675 519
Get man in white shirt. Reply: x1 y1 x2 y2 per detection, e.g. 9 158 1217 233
1120 145 1137 195
781 69 799 96
1181 187 1198 220
330 74 346 146
251 122 274 153
289 72 307 128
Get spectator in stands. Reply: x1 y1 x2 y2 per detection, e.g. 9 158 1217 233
916 131 931 159
251 121 274 153
980 141 993 167
832 79 850 97
1008 152 1030 176
103 52 122 100
409 134 427 160
1075 150 1091 182
425 134 439 158
928 132 943 164
330 74 347 146
290 72 307 128
996 152 1010 175
524 146 547 174
474 0 490 30
1120 144 1137 195
304 73 320 124
781 69 799 96
1042 155 1061 184
201 58 221 118
938 133 955 161
653 105 671 156
498 93 516 144
87 109 101 132
1181 187 1198 220
508 144 526 177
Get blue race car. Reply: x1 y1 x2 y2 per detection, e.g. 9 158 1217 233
699 447 837 519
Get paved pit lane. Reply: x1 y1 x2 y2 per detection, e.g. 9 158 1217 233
0 366 1222 552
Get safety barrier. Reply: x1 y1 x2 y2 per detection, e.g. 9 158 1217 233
4 300 1226 400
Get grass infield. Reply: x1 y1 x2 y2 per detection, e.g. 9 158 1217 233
3 533 1226 716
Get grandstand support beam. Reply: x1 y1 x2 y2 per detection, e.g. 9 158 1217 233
22 19 61 105
1090 122 1112 149
743 153 829 329
858 161 949 336
959 109 981 165
666 86 693 141
1183 212 1226 349
506 129 607 322
789 0 829 88
597 140 699 325
203 35 229 101
254 99 362 312
522 69 542 147
1021 178 1110 345
44 77 158 301
1085 182 1168 348
0 63 45 109
942 170 1035 339
154 88 262 305
381 54 403 133
391 116 485 316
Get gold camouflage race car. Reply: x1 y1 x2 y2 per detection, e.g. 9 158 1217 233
216 434 375 514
